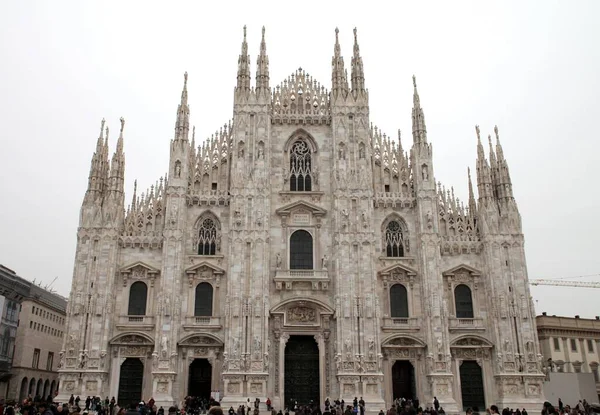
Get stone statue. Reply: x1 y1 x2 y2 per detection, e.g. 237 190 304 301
79 350 88 369
257 146 264 159
222 353 229 371
276 253 282 269
422 164 429 180
321 254 328 270
254 336 261 352
161 335 169 356
361 210 368 228
345 338 352 354
175 162 181 178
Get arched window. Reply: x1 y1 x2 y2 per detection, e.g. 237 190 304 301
290 230 313 269
455 284 474 318
194 283 214 317
390 284 409 318
385 220 405 257
198 218 218 255
289 139 312 191
128 281 148 316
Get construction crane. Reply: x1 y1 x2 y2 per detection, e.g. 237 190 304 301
529 279 600 288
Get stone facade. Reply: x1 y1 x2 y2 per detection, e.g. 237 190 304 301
56 27 545 412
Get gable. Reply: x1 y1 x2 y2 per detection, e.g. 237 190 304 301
275 200 327 217
185 261 225 275
378 263 418 277
442 264 482 277
120 261 161 275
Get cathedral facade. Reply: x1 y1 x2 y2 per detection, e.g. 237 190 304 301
56 27 545 412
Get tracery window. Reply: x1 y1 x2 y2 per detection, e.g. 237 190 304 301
197 217 218 255
289 139 312 191
454 284 474 318
385 220 405 257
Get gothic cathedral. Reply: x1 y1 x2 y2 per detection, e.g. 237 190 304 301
57 27 545 412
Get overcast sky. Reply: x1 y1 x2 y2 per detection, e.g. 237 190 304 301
1 1 599 317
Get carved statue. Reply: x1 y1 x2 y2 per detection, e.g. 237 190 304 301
321 254 328 270
422 164 429 181
368 337 375 353
276 253 282 269
426 211 433 229
254 336 261 353
58 351 64 369
345 338 352 354
161 335 169 356
233 338 240 357
79 350 88 368
175 162 181 178
361 211 368 228
222 353 229 371
257 146 264 159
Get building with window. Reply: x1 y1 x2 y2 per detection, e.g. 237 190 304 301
0 265 31 399
536 313 600 403
56 28 546 412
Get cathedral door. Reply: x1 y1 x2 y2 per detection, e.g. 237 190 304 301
459 360 485 410
392 360 415 400
284 335 319 407
189 358 212 398
118 358 143 406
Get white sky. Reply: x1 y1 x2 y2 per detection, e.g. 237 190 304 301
1 1 599 317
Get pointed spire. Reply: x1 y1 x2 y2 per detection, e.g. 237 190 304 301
109 117 126 197
468 167 477 214
131 179 138 211
494 125 505 161
174 72 190 141
236 25 251 90
493 125 514 201
331 28 348 95
411 75 427 144
256 26 270 91
351 27 365 93
475 125 493 202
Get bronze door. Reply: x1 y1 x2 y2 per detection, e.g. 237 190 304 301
459 360 485 410
392 360 415 400
189 359 212 398
284 335 319 406
118 358 143 406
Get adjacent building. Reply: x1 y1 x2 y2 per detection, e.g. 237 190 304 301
56 27 546 412
537 313 600 404
9 284 67 401
0 265 67 402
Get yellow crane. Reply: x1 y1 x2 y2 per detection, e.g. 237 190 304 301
529 279 600 288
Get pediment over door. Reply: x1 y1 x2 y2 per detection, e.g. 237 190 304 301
378 263 418 287
442 264 482 277
275 201 326 227
109 333 155 346
178 334 224 347
381 335 426 348
184 261 225 287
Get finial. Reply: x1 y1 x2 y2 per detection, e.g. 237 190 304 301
412 75 417 88
100 118 106 136
262 26 265 39
120 117 125 133
353 27 358 43
475 125 481 141
184 71 188 87
105 126 109 142
335 27 339 44
488 134 493 146
494 125 500 141
243 25 247 41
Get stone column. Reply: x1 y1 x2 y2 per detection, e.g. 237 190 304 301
277 333 290 409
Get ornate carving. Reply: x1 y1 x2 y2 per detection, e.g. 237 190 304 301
286 306 316 323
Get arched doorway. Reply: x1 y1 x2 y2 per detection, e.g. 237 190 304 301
188 359 212 398
36 379 43 397
392 360 415 400
19 377 28 401
284 335 319 407
28 378 36 396
50 380 56 396
118 358 144 406
459 360 485 410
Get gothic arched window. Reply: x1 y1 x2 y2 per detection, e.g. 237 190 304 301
455 284 474 318
128 281 148 316
385 220 405 257
289 139 312 191
390 284 409 318
194 282 213 317
197 217 219 255
290 230 313 269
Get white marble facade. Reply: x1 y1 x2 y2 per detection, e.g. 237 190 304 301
56 28 545 413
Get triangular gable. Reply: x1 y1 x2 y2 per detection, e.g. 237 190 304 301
378 263 418 277
120 261 160 274
275 200 327 217
442 264 482 277
185 261 225 275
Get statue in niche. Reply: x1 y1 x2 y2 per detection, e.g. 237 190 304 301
338 146 346 160
161 335 169 357
255 209 263 226
361 210 368 228
426 211 433 229
422 164 429 181
79 350 88 369
276 253 282 269
359 145 365 159
344 338 352 356
368 337 375 358
340 208 349 228
238 145 244 158
175 161 181 178
254 336 261 353
257 145 264 159
322 254 328 270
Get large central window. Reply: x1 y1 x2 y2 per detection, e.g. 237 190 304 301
385 220 405 257
198 217 218 255
289 139 312 191
290 230 313 269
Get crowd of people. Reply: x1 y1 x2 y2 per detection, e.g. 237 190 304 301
0 393 597 415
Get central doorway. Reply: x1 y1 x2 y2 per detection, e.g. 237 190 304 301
284 335 319 407
189 358 212 398
392 360 415 400
118 358 144 406
459 360 485 410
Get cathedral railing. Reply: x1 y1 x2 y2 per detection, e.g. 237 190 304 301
183 316 222 330
274 269 329 291
116 315 156 330
448 317 485 332
381 317 421 332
